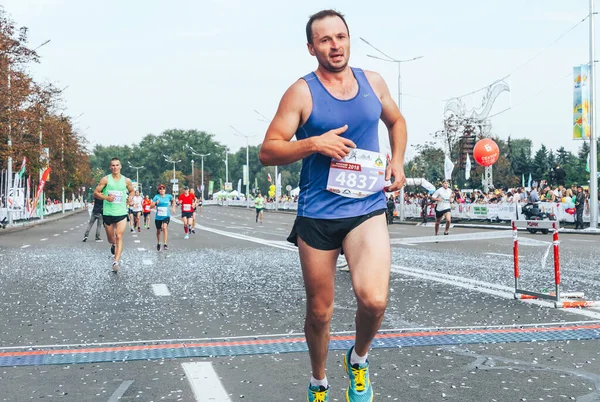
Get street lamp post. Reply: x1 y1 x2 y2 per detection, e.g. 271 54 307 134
128 162 144 194
254 109 279 210
589 0 598 229
231 125 256 208
187 145 211 200
163 155 181 193
360 37 423 222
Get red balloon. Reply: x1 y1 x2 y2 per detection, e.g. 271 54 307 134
473 138 499 167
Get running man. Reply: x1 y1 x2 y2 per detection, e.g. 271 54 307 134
177 186 195 239
130 190 143 232
258 9 406 401
151 184 175 251
254 192 265 224
93 157 135 272
142 194 152 229
432 180 454 236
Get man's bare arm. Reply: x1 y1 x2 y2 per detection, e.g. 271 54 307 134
93 177 109 201
366 70 407 191
258 80 355 166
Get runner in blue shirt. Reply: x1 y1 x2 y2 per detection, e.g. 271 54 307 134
258 9 407 401
151 184 175 251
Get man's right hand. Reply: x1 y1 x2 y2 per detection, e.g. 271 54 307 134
314 125 356 160
107 195 115 202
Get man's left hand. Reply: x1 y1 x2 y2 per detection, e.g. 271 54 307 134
385 161 406 192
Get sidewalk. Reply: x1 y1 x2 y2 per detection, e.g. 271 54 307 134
0 208 87 236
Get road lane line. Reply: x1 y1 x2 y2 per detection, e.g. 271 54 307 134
182 362 231 402
53 234 59 237
20 245 30 249
143 259 153 265
107 380 134 402
181 219 600 320
152 284 171 296
40 238 48 242
484 252 513 257
137 248 145 251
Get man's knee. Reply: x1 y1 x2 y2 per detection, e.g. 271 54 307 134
357 294 388 317
306 305 334 327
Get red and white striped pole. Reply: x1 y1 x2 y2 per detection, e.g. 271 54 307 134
553 225 561 300
512 221 519 292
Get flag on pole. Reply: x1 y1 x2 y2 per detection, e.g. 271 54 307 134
465 154 471 180
254 177 258 191
237 178 242 194
13 157 26 189
444 155 454 180
527 173 532 188
267 173 272 183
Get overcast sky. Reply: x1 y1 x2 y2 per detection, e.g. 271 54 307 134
2 0 597 160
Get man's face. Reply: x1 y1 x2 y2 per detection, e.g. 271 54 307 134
159 188 166 194
110 160 121 174
135 191 139 197
307 16 350 73
442 182 448 189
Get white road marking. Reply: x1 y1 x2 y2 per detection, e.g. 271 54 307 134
151 284 171 296
20 245 30 249
132 235 138 238
143 259 153 265
107 380 134 402
137 248 145 251
182 362 231 402
40 238 48 242
134 240 140 243
182 219 600 320
63 230 68 233
485 252 513 257
53 234 59 237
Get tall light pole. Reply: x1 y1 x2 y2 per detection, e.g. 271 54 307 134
231 125 256 208
589 0 598 229
187 145 210 200
163 155 181 193
360 37 423 221
128 162 144 194
254 109 280 210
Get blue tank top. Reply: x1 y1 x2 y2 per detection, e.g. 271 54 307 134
295 67 386 219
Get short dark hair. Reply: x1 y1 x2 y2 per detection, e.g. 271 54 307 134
110 157 120 163
306 9 349 45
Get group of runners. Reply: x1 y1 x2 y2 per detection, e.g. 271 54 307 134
89 158 204 271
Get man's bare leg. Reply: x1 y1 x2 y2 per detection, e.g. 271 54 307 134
298 237 339 380
342 213 391 357
444 212 451 234
434 217 442 235
113 219 127 262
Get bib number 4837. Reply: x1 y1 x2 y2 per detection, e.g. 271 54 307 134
334 172 379 190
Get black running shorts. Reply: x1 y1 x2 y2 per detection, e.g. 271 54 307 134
103 215 127 226
435 208 451 219
181 212 194 219
155 218 170 229
287 209 385 251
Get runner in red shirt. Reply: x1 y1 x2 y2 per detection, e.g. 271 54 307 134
142 194 152 229
177 186 196 239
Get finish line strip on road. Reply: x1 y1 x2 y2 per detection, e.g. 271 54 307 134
1 323 600 367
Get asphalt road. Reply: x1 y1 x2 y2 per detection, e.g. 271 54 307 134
1 206 600 401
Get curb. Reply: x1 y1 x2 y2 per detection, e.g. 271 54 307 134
0 209 87 236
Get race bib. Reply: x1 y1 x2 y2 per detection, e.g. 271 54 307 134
108 190 123 204
183 204 192 212
326 149 386 198
157 207 168 217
